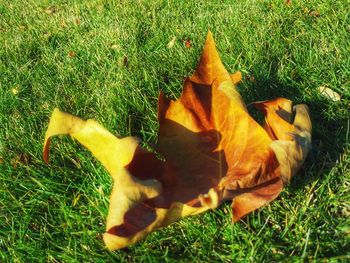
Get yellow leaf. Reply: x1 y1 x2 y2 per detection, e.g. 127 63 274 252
318 86 341 101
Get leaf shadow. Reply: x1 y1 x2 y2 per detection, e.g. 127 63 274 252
242 59 348 191
107 119 227 238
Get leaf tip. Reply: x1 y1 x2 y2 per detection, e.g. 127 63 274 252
43 108 62 164
206 30 214 41
43 139 51 164
231 71 242 84
203 30 217 55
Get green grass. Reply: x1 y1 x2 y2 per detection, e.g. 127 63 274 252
1 0 349 261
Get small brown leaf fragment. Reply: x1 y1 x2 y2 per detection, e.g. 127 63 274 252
286 0 291 6
45 6 57 14
68 51 76 58
309 9 320 17
11 153 30 168
305 7 320 17
43 32 51 38
123 56 128 67
185 38 191 49
245 74 256 83
75 18 81 25
117 56 128 67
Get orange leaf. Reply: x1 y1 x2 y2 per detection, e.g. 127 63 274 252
185 38 191 49
43 31 312 250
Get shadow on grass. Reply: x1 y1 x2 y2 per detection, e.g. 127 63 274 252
241 61 349 259
237 55 348 189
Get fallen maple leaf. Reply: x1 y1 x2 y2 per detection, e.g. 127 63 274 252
43 31 312 250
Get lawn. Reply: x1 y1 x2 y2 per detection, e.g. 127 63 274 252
0 0 349 262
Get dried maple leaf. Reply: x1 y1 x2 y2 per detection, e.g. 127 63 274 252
43 31 312 250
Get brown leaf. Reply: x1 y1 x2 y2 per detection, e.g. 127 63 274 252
68 51 76 58
11 153 30 168
246 74 256 83
43 31 312 250
309 10 320 17
305 7 320 17
185 38 191 49
45 6 57 15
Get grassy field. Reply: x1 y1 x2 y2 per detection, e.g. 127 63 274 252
1 0 349 261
